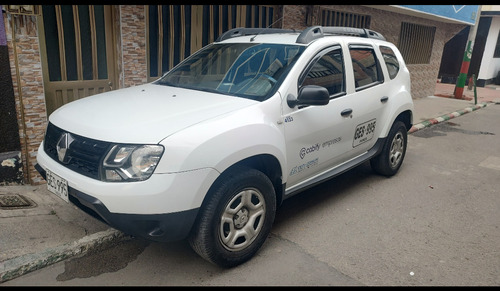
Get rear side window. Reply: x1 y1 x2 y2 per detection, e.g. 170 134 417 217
349 45 383 90
380 46 400 79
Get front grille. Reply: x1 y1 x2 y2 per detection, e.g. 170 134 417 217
44 122 112 180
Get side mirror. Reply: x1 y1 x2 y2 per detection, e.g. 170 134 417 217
287 85 330 108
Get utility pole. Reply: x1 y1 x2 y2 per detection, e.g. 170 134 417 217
454 5 482 99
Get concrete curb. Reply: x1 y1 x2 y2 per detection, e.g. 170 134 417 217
0 229 128 283
409 102 490 134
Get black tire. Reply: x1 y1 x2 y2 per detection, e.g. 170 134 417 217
370 120 407 176
188 166 276 268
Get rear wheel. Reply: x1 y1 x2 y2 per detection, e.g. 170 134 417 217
370 120 407 176
188 166 276 268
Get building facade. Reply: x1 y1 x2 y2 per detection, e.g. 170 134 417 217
472 5 500 86
1 5 471 185
439 5 500 87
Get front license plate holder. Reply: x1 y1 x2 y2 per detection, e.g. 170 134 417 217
46 169 69 203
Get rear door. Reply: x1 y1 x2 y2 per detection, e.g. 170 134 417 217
343 42 391 159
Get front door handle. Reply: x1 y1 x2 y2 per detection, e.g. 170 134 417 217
341 108 353 117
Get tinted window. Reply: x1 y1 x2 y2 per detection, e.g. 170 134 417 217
349 46 383 90
156 43 304 101
302 48 345 96
380 46 400 79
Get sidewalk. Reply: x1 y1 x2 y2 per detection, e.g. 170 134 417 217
1 82 500 283
0 185 128 283
410 83 500 133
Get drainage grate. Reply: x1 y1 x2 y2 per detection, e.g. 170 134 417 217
0 194 36 209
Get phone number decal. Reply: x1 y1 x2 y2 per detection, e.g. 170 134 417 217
352 119 376 147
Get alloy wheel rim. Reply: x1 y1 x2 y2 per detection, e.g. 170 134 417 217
389 132 404 169
219 188 266 251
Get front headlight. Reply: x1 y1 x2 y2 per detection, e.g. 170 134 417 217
102 144 164 182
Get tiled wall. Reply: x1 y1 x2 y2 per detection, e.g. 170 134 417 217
119 5 148 88
4 13 46 185
0 11 23 185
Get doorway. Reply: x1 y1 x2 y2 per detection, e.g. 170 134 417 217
38 5 117 116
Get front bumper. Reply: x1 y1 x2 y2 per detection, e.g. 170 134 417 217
35 141 220 242
36 164 199 242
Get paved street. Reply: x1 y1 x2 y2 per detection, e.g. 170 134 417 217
3 102 500 286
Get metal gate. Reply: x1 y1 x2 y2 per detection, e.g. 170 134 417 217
38 5 117 116
147 5 279 82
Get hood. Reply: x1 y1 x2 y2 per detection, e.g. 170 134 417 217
49 84 257 144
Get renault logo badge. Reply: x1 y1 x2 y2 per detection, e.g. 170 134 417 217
56 133 74 164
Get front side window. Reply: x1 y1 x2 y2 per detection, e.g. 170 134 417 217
301 47 345 97
156 43 305 101
349 45 383 90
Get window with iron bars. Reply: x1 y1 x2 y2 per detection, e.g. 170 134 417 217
398 22 436 64
147 5 277 81
319 9 371 29
41 5 108 82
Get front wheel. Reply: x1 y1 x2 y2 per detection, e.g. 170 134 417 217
370 120 407 176
188 166 276 268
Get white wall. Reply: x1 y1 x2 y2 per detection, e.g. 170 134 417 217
478 17 500 81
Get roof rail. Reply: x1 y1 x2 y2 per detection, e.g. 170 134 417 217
216 26 386 43
296 26 386 43
216 27 297 42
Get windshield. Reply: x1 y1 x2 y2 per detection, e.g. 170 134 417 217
155 43 305 101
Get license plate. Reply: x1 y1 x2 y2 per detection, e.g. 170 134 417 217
46 169 69 203
353 119 377 148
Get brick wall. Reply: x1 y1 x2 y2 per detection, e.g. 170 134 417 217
0 11 23 185
282 5 308 30
119 5 148 88
0 12 20 154
4 13 46 185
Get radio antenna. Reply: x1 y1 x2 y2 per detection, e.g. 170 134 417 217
250 16 285 42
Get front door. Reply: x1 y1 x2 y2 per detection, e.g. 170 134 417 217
38 5 116 116
283 46 354 190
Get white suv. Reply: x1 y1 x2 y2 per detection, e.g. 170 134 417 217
36 26 413 267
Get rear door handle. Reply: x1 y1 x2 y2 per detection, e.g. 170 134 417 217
380 96 389 103
341 108 353 117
